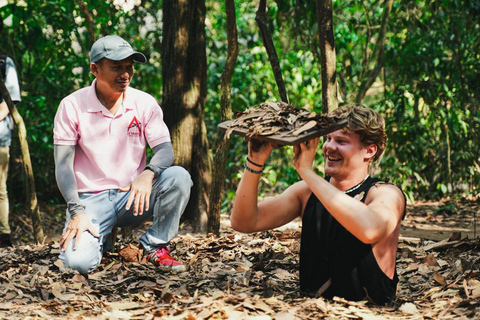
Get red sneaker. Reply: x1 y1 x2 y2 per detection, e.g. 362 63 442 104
147 247 186 272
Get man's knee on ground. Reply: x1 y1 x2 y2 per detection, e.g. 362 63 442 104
60 249 101 274
59 235 103 274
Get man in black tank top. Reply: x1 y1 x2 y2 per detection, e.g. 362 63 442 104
231 104 406 305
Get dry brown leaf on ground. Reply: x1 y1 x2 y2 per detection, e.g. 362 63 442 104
1 201 480 319
118 243 143 262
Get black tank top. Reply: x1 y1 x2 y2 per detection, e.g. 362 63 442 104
300 176 403 305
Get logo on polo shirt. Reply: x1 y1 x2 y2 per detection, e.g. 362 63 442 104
127 116 142 136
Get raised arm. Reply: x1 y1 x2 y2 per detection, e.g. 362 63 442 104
231 141 310 233
301 171 403 243
294 138 405 244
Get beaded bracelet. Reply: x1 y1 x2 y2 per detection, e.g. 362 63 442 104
247 157 264 168
244 162 263 174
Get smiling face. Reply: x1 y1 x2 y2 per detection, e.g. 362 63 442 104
91 57 134 96
322 130 377 180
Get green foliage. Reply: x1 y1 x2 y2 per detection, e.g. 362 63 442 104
380 0 480 198
205 2 325 202
213 0 480 203
2 0 88 203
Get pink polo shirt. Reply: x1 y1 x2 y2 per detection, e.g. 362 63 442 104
53 80 171 193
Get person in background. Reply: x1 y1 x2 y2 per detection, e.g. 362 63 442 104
231 104 406 305
54 35 192 273
0 15 21 247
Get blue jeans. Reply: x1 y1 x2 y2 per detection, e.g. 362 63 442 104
59 166 192 274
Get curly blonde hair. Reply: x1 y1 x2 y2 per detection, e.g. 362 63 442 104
331 104 387 162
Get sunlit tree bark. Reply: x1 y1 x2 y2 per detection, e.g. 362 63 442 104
162 0 211 231
207 0 238 235
316 0 338 113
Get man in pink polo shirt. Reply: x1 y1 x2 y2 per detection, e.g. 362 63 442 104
54 35 192 274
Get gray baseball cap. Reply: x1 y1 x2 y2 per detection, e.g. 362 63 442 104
90 35 147 64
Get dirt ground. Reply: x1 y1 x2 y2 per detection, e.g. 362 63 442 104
0 199 479 319
401 200 479 241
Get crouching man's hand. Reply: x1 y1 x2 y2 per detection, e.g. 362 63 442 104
120 169 155 216
60 214 100 251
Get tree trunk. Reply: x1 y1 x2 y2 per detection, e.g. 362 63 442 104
162 0 210 232
0 76 44 243
207 0 239 235
355 0 394 104
255 0 289 103
77 0 95 45
316 0 338 113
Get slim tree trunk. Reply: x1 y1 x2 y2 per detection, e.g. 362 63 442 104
162 0 210 231
207 0 238 235
0 76 44 243
316 0 338 113
77 0 95 45
255 0 289 103
355 0 394 104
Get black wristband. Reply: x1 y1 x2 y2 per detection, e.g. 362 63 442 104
247 157 264 167
244 162 263 174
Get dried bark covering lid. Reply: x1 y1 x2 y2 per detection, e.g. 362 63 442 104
218 101 346 146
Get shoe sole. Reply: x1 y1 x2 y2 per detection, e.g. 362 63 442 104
154 263 187 273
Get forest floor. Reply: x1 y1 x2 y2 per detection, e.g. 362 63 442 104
0 199 479 320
